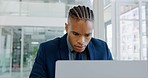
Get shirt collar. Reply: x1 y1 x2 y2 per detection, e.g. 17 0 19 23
66 36 73 52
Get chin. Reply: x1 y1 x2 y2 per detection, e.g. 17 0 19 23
75 49 85 52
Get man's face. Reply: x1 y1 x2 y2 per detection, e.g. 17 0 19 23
65 17 93 52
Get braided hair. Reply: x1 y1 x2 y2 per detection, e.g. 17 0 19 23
68 5 94 21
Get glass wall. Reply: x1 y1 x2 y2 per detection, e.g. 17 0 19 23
104 0 147 60
0 27 12 76
0 26 64 78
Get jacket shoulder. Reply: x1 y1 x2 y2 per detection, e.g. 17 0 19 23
90 38 113 60
91 38 107 46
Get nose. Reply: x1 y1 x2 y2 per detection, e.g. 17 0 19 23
77 36 85 44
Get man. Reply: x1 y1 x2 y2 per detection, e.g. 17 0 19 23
29 5 113 78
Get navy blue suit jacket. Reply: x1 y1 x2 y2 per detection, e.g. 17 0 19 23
29 34 113 78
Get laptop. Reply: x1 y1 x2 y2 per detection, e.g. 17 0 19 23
55 60 148 78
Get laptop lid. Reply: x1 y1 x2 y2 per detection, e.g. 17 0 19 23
55 60 148 78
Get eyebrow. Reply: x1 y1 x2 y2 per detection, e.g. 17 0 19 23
71 31 92 35
85 33 92 35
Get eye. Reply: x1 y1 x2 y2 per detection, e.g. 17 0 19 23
73 32 79 36
85 33 91 37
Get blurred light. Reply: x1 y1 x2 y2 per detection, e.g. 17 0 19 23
63 30 66 34
31 42 39 44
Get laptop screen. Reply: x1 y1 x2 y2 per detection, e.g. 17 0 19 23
55 60 148 78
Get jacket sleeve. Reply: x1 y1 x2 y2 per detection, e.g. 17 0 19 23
29 44 48 78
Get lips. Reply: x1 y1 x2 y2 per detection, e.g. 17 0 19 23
74 45 85 51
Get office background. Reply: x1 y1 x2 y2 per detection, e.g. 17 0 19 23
0 0 147 78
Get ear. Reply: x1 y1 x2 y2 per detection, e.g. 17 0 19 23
65 23 68 33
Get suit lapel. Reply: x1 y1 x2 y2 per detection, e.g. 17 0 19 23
59 34 69 60
88 41 95 60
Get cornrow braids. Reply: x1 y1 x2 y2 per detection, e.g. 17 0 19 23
68 5 94 21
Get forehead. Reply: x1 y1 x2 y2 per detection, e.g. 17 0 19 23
68 17 93 34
